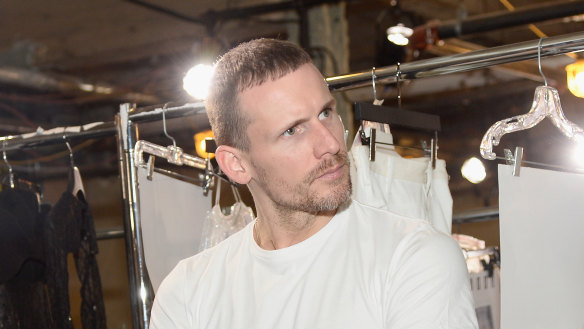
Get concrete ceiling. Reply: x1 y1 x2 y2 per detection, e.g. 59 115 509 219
2 0 584 206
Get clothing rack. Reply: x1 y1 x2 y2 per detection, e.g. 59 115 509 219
1 32 583 329
326 31 584 90
0 102 209 329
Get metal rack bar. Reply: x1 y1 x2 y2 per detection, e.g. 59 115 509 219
128 102 206 123
96 227 125 240
453 206 500 224
0 103 204 151
0 122 116 151
326 31 584 91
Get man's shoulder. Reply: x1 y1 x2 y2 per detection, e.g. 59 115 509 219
337 199 448 257
345 199 435 232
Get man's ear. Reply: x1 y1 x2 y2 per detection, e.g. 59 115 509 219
214 145 251 185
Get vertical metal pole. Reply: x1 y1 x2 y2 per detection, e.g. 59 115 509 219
116 103 152 329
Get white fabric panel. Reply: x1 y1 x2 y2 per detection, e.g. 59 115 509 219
138 166 211 292
350 131 453 234
498 164 584 329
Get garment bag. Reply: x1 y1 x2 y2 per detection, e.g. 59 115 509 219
138 167 211 292
498 164 584 329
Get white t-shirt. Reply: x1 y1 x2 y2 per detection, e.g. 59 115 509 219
150 200 478 329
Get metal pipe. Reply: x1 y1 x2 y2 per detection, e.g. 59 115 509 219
116 104 152 329
96 227 125 240
326 31 584 91
0 122 116 151
128 102 207 123
435 0 584 39
126 0 346 26
452 206 500 224
0 66 160 104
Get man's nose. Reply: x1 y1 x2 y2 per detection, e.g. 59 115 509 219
313 122 341 158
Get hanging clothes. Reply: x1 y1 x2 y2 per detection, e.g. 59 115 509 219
0 167 107 329
45 187 107 329
349 129 453 234
0 188 54 329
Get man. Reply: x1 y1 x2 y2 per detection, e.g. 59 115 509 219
150 38 478 329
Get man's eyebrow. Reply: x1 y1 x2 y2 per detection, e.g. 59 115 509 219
273 98 337 136
279 117 308 133
322 98 336 111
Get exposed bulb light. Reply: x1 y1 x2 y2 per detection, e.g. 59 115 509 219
566 59 584 98
386 23 413 46
461 157 487 184
183 64 215 100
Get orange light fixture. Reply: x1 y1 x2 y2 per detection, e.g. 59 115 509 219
566 59 584 98
194 130 215 159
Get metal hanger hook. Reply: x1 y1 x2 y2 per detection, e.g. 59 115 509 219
161 104 177 148
371 67 378 101
63 134 75 167
537 37 548 87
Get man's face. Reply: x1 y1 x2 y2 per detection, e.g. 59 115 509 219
239 63 351 214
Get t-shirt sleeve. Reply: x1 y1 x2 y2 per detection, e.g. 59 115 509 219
150 261 191 329
384 229 478 329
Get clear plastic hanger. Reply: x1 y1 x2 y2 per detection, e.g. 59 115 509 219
480 37 584 160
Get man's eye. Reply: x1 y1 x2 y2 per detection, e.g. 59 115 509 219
283 127 297 136
319 109 331 120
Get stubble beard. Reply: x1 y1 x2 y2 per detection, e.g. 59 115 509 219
252 152 352 219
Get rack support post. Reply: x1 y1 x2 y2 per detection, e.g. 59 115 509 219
116 103 153 329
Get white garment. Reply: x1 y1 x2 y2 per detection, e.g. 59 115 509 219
498 165 584 329
350 131 453 234
138 167 212 292
150 200 478 329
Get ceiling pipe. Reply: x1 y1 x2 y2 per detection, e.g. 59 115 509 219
410 0 584 51
0 66 160 104
126 0 348 27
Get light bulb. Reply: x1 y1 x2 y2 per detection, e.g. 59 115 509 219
386 23 413 46
183 64 215 100
461 157 487 184
566 59 584 98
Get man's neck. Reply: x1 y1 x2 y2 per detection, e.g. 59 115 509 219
253 202 336 250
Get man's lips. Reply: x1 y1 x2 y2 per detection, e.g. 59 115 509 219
316 163 345 180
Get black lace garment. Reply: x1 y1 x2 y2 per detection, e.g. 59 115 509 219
0 185 107 329
46 190 107 329
0 189 54 329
